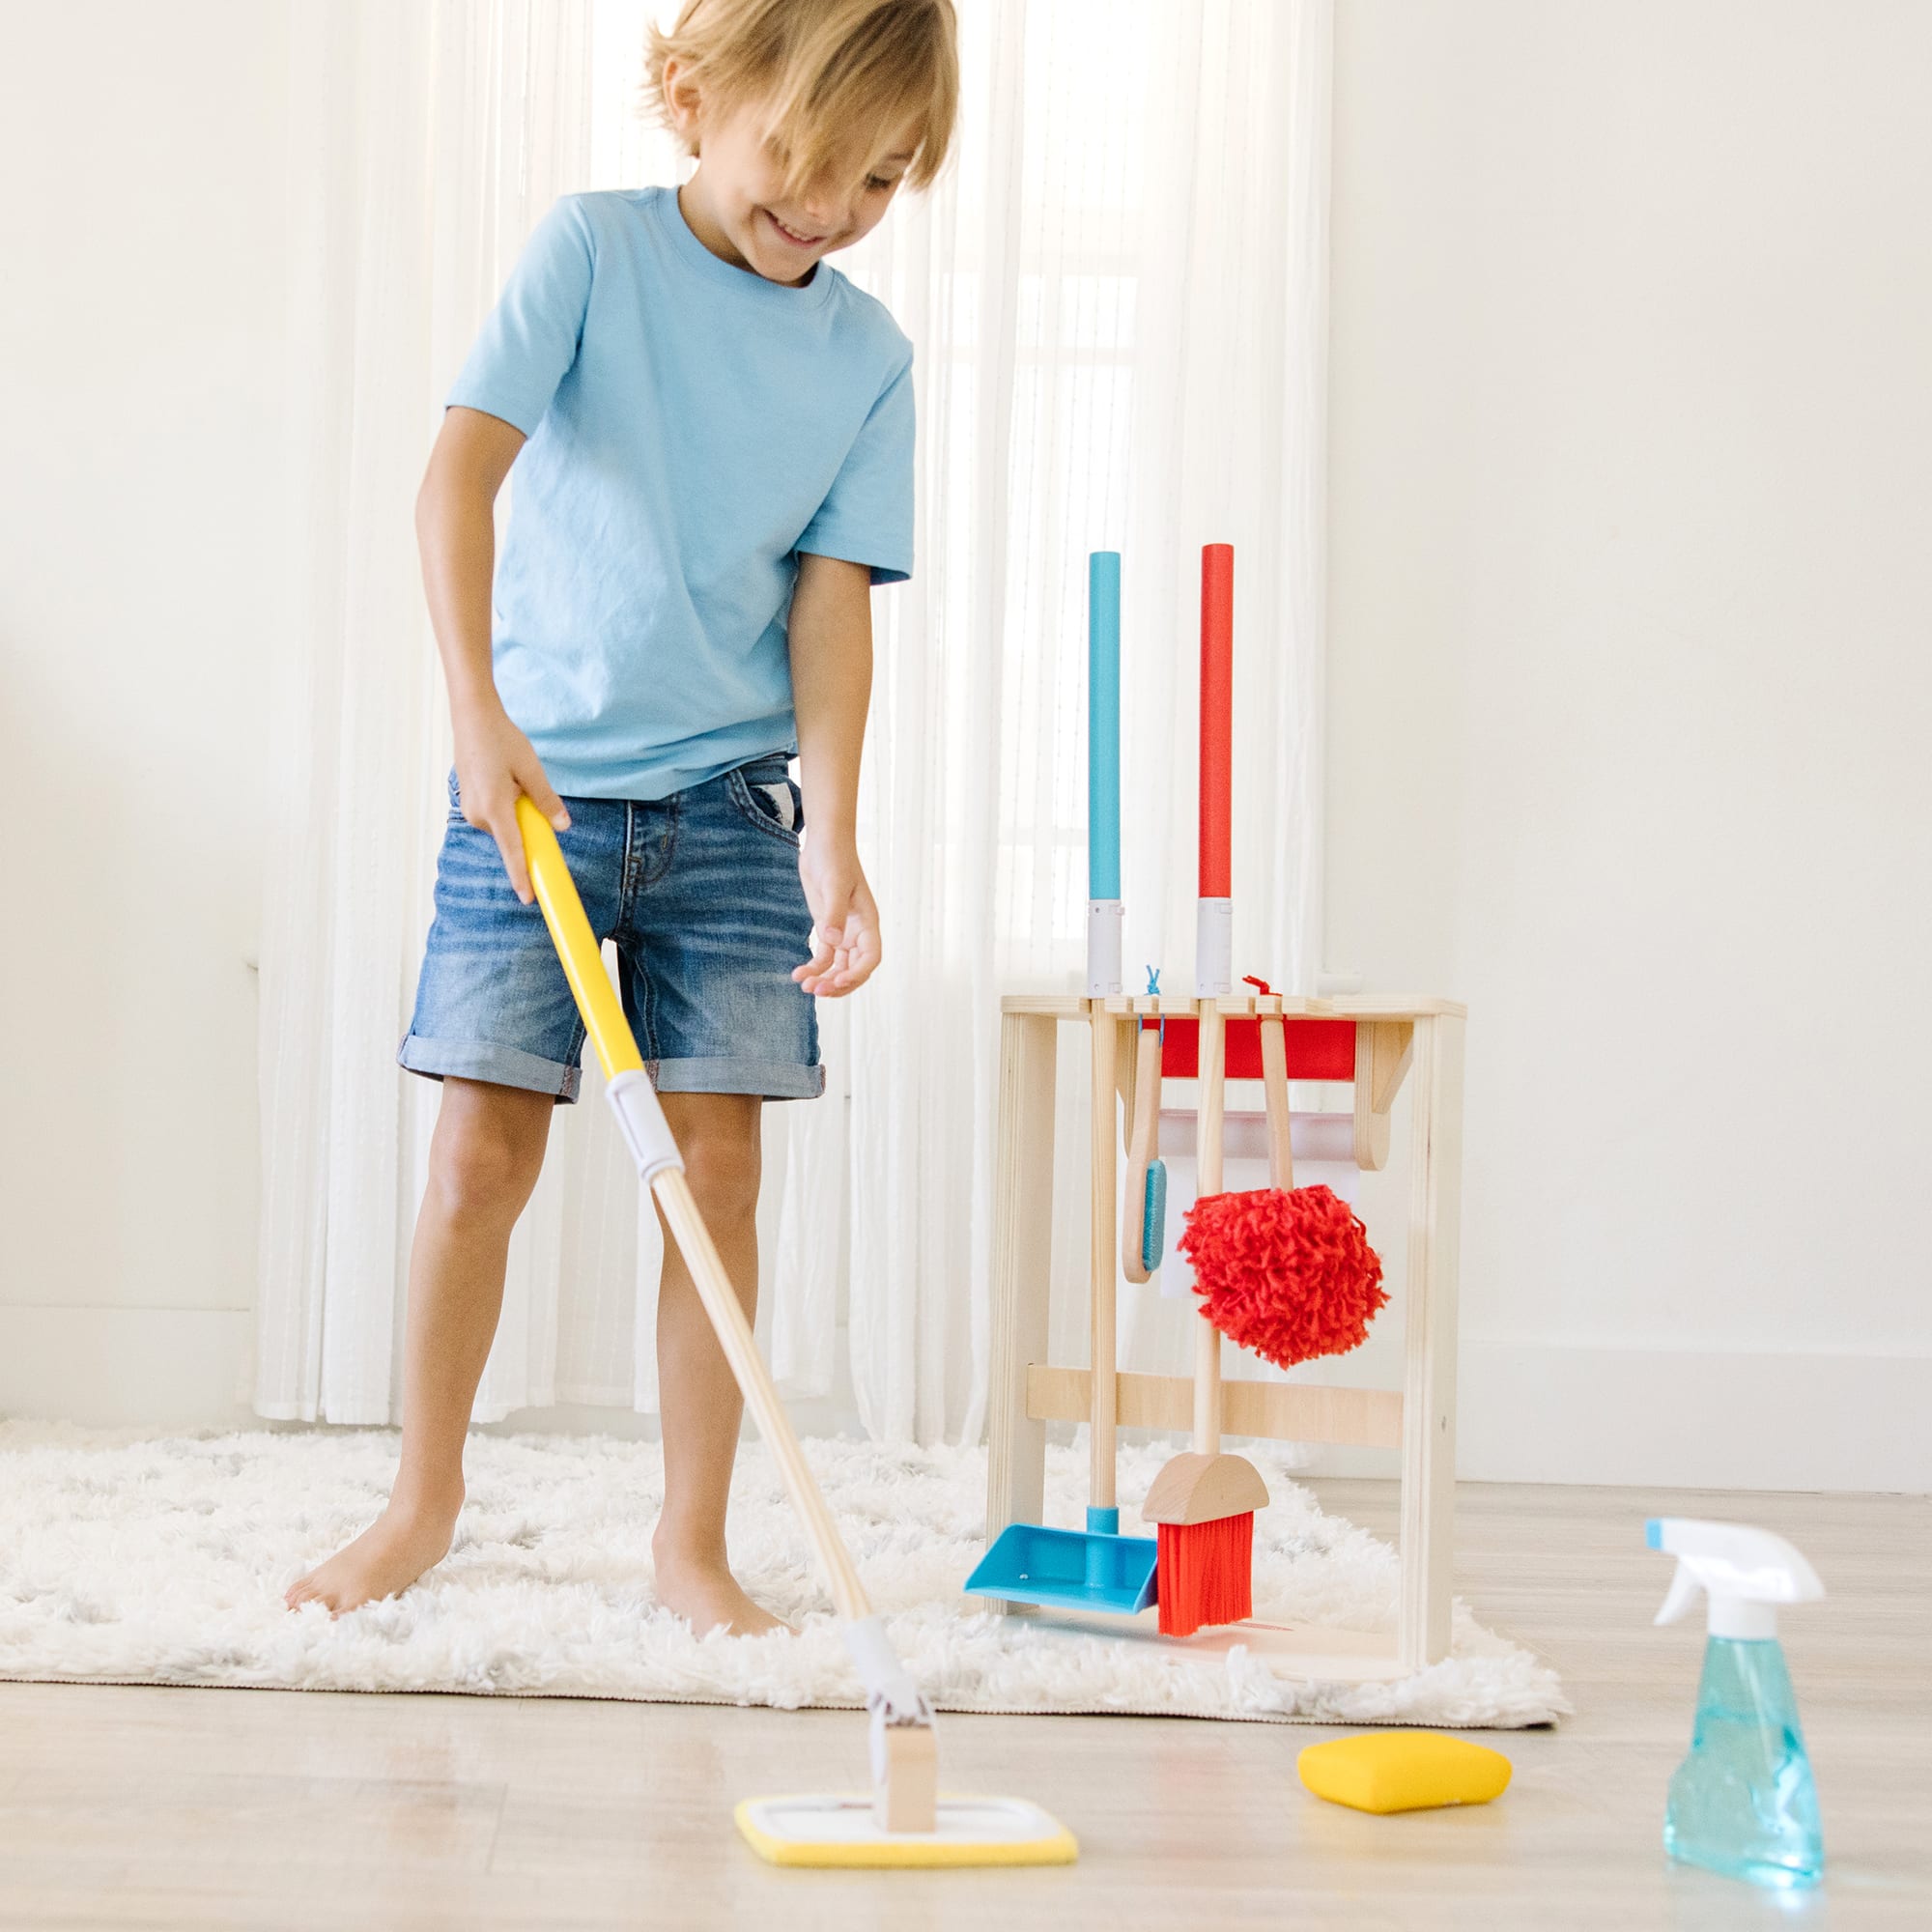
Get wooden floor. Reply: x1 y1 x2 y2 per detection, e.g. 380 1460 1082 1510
2 1480 1927 1930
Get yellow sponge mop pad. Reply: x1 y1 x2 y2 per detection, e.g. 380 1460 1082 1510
1297 1731 1513 1814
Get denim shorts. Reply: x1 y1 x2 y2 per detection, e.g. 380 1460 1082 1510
398 753 823 1102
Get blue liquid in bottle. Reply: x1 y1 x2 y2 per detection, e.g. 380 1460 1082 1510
1664 1636 1823 1889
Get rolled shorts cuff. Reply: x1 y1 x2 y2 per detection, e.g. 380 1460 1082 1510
653 1056 825 1101
398 1033 583 1102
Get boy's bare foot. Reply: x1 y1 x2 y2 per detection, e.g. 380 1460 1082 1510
652 1539 791 1637
284 1488 465 1616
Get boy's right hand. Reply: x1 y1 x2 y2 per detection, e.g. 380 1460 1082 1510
452 703 570 904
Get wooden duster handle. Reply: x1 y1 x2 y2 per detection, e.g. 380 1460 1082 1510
1261 1012 1293 1192
1193 1001 1226 1452
1089 1007 1119 1509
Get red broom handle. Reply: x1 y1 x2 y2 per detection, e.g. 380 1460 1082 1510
1199 544 1234 898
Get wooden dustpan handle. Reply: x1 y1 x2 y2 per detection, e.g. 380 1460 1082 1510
1089 1009 1120 1511
1193 1002 1226 1454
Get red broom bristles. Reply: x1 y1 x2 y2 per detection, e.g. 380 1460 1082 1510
1154 1513 1254 1637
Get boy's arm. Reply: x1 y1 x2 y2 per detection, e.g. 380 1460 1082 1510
416 405 571 903
788 552 882 997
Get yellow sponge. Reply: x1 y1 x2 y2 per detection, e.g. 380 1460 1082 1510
1297 1731 1513 1814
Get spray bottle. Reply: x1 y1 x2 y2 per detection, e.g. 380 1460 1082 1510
1647 1518 1825 1889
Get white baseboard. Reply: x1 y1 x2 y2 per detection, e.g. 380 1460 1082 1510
1457 1340 1931 1492
6 1312 1924 1493
0 1309 859 1442
0 1306 257 1430
482 1395 862 1441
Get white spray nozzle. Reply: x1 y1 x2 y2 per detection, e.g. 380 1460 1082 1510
1647 1518 1824 1641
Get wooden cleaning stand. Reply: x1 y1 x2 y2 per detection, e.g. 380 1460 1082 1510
980 987 1467 1682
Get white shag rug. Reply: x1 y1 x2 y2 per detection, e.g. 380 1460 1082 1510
0 1422 1565 1728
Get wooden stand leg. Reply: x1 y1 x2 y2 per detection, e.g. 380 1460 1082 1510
982 1009 1059 1610
1398 1012 1464 1670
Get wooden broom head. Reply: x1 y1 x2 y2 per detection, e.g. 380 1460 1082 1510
1142 1451 1268 1527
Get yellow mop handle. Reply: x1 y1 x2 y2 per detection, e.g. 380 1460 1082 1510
515 798 642 1081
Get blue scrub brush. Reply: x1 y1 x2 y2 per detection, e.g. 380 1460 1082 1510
1122 975 1168 1283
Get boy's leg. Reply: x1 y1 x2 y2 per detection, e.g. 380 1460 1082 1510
649 1089 789 1637
286 1077 553 1614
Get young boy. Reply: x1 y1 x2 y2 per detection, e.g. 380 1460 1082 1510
286 0 958 1635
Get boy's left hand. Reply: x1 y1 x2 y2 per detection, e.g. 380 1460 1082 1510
794 841 881 997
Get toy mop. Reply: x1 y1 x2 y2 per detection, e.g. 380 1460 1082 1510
516 799 1075 1870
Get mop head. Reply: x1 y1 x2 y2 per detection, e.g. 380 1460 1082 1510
744 1618 1078 1866
1179 1183 1386 1369
735 1796 1078 1868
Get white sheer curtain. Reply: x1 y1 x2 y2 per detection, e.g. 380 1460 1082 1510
254 0 1332 1445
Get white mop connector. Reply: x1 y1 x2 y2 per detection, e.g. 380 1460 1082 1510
605 1068 685 1182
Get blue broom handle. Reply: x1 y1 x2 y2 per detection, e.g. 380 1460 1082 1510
1088 551 1122 900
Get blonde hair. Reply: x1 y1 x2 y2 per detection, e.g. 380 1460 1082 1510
644 0 958 193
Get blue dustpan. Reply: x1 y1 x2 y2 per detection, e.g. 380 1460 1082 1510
966 1507 1158 1615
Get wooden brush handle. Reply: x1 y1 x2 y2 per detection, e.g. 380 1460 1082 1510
1194 1001 1226 1453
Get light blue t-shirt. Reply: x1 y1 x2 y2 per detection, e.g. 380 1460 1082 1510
446 185 914 800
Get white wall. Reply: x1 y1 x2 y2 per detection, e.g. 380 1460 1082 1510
6 3 1929 1492
1326 1 1932 1488
0 2 288 1424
